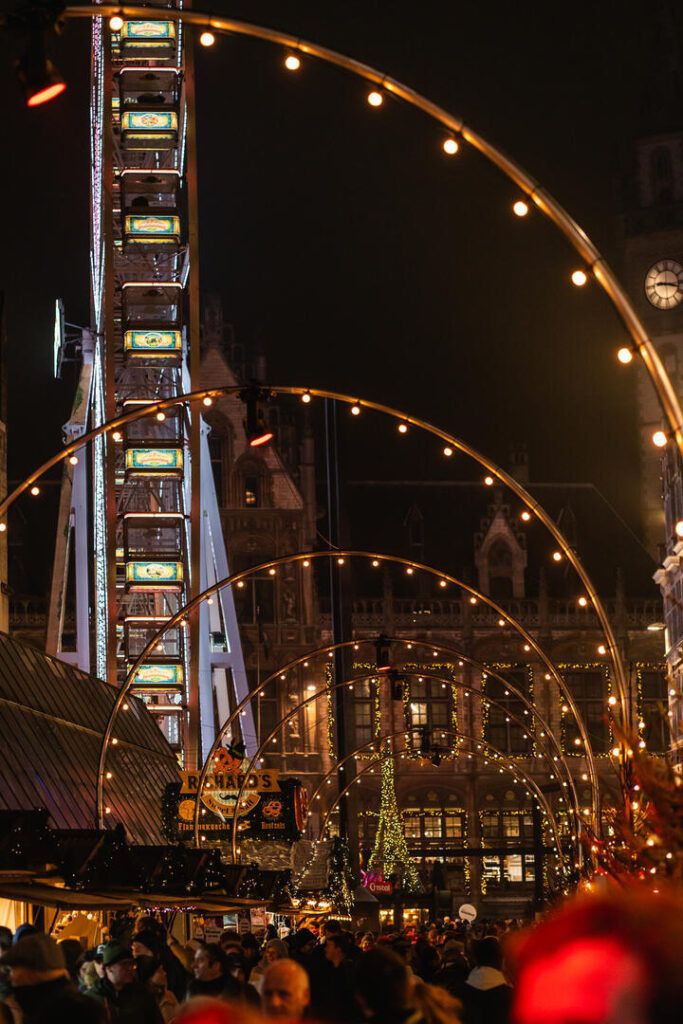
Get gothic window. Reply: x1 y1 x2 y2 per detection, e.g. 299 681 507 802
488 539 514 599
650 146 674 204
639 669 668 753
353 679 373 747
407 677 450 746
484 669 532 755
244 474 259 507
562 670 610 754
236 456 269 509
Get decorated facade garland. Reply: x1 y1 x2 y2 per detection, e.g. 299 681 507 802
478 807 543 895
558 662 612 757
324 661 335 759
481 663 535 757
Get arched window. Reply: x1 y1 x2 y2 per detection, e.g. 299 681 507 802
236 456 269 508
488 538 514 598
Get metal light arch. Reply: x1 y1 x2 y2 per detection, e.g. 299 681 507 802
225 672 578 864
110 549 594 836
0 381 629 732
309 731 568 876
62 7 683 462
196 636 583 849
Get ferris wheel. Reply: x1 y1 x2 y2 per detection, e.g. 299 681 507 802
47 6 254 769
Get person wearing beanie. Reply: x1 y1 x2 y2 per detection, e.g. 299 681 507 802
1 932 105 1024
94 942 163 1024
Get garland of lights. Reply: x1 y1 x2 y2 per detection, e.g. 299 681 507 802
325 662 336 758
478 807 544 895
481 663 535 757
369 751 421 892
634 662 668 752
402 663 459 759
558 663 612 757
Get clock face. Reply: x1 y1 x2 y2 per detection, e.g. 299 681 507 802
645 259 683 309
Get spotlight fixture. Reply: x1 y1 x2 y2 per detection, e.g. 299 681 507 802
240 384 273 447
16 28 66 107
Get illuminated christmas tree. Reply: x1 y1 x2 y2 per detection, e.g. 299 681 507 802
369 751 421 892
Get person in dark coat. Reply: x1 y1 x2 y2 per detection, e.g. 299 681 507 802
1 932 105 1024
461 937 511 1024
309 934 359 1023
97 942 164 1024
187 943 256 1006
434 938 470 1000
356 947 426 1024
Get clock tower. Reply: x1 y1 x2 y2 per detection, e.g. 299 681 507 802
623 130 683 556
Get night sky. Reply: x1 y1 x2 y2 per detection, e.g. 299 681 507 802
0 0 671 594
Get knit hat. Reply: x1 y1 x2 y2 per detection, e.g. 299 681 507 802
102 942 134 967
2 934 66 971
293 928 316 950
131 930 160 955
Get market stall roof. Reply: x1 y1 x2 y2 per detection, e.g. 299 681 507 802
0 633 180 844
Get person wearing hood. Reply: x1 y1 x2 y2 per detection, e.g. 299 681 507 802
462 937 511 1024
249 939 289 995
0 933 105 1024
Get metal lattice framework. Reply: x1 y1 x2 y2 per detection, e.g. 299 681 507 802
46 7 252 768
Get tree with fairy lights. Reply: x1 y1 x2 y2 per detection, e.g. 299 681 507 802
369 751 421 892
586 726 683 888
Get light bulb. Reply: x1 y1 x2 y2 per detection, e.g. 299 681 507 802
398 422 408 433
443 446 453 457
552 551 562 562
367 91 383 107
484 475 494 486
302 392 311 404
203 396 213 406
521 510 531 521
617 347 633 364
571 269 588 287
443 138 458 155
109 15 124 31
285 54 301 71
350 404 361 416
513 200 529 217
652 430 667 448
199 31 216 47
30 486 40 496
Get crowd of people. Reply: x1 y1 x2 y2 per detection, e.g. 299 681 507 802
2 886 683 1024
